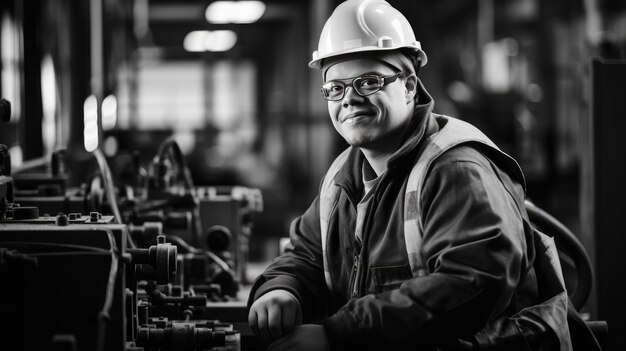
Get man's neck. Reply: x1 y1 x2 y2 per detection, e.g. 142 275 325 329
359 117 413 176
360 148 394 177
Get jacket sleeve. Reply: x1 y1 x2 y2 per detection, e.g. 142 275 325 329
323 149 530 349
247 196 328 321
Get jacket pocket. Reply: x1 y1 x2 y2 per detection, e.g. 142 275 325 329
368 264 412 293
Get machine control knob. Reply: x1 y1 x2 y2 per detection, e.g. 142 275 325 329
55 213 69 226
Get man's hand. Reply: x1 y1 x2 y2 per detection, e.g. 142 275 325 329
267 324 331 351
248 289 303 343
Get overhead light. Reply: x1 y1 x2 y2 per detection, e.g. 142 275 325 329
183 31 207 52
41 54 57 154
83 95 99 152
205 1 266 24
207 30 238 51
183 30 238 52
101 94 118 131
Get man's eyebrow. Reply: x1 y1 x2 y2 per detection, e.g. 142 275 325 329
326 71 384 82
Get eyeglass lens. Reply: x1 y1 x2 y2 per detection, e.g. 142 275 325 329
321 73 403 101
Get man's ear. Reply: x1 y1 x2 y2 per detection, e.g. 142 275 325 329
404 74 418 103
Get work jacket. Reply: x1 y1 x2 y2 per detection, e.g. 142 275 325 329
249 82 569 350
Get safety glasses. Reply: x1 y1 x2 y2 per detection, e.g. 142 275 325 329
321 71 405 101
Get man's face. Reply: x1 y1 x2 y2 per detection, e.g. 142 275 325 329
324 58 413 150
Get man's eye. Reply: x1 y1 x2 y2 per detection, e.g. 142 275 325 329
329 84 344 92
359 77 379 88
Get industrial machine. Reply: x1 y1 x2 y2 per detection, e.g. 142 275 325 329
0 101 261 351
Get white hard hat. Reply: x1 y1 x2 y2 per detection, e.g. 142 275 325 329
309 0 428 69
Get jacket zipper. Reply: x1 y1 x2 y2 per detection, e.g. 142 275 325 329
350 173 386 299
351 253 360 298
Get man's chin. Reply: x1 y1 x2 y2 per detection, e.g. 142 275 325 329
343 135 374 147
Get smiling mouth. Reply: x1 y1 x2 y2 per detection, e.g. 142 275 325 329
341 111 376 123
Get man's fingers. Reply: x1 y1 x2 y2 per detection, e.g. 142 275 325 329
248 290 302 345
255 307 273 343
248 309 261 340
267 304 284 340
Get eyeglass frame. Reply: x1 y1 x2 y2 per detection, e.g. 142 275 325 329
320 71 406 101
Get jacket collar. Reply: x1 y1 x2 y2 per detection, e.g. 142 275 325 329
387 78 438 170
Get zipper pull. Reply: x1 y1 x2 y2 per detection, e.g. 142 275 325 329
351 254 360 298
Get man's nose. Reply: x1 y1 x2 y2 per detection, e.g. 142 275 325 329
342 86 364 106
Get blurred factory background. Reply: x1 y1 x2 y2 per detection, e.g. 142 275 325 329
1 0 625 350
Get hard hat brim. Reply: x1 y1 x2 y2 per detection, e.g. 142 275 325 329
309 45 428 69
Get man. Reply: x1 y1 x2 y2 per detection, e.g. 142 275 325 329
247 1 578 350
